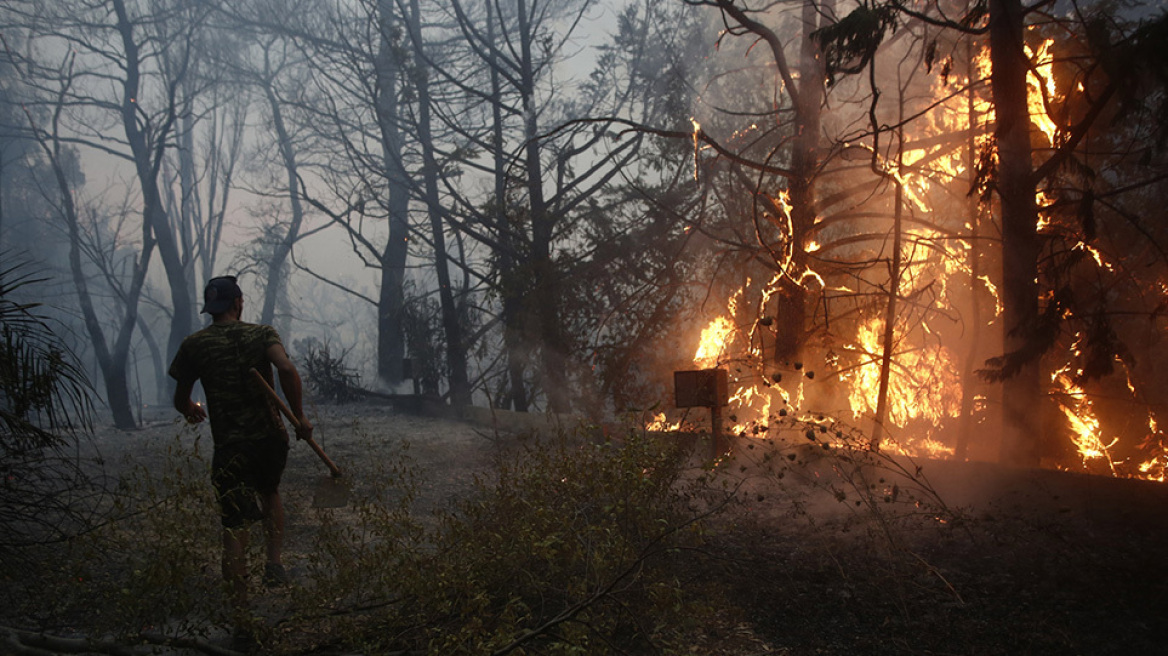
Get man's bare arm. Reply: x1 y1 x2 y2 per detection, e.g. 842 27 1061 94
266 343 314 440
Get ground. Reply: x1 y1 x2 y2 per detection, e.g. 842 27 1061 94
711 455 1168 655
10 402 1168 655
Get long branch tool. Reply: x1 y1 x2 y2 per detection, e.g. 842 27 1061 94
249 368 350 508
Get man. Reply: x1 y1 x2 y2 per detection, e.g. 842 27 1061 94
169 275 313 641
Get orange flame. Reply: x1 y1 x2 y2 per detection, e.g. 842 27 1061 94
1025 39 1060 146
694 315 734 369
1052 363 1117 473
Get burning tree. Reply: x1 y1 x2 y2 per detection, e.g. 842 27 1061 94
672 0 1168 479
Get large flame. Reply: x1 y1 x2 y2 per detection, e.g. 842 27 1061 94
653 33 1164 483
694 315 734 369
844 318 961 428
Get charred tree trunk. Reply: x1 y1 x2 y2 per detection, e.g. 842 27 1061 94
481 5 530 412
39 120 150 430
775 0 826 364
990 0 1042 466
871 165 904 450
375 0 409 385
177 106 198 278
135 314 166 406
956 39 987 460
408 0 471 408
516 0 570 413
66 200 149 431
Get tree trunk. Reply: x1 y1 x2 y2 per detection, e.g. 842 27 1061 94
775 0 827 364
135 314 166 406
483 0 529 412
36 91 143 428
112 0 192 368
260 80 304 329
375 0 409 385
516 0 570 413
51 140 148 430
956 39 987 460
990 0 1042 466
871 171 904 450
408 0 471 407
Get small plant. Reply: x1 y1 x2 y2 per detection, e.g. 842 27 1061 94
3 419 747 655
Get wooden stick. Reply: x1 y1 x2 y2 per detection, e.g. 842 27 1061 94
249 368 342 478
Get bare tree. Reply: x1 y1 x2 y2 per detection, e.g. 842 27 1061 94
443 0 677 412
2 0 217 405
27 95 152 429
402 0 472 406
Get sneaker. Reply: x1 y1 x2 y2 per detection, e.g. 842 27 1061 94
262 562 290 588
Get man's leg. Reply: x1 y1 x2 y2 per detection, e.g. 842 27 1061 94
260 490 284 567
256 436 291 587
222 526 249 611
259 490 290 587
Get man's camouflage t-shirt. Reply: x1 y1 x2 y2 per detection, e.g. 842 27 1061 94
168 322 288 446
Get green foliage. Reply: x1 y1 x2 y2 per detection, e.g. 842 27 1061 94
422 434 707 654
3 420 742 654
401 293 445 396
0 257 92 452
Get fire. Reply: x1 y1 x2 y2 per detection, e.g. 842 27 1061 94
652 29 1166 485
1052 364 1117 473
1025 39 1060 146
645 412 681 432
843 317 962 431
694 315 734 369
1139 456 1166 482
964 39 1060 146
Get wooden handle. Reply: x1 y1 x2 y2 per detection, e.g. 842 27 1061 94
249 368 343 478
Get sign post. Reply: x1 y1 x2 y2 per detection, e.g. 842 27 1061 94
674 368 730 459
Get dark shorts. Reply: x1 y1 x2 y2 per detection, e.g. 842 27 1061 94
212 436 289 528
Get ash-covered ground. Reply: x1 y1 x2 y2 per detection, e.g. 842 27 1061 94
66 403 1168 654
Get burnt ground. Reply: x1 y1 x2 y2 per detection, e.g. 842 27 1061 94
306 408 1168 656
11 404 1168 655
705 445 1168 655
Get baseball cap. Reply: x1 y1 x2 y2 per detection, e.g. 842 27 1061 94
202 275 242 314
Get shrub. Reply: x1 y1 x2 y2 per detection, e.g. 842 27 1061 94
5 429 226 645
297 340 361 403
4 421 739 655
0 258 98 559
300 429 731 655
